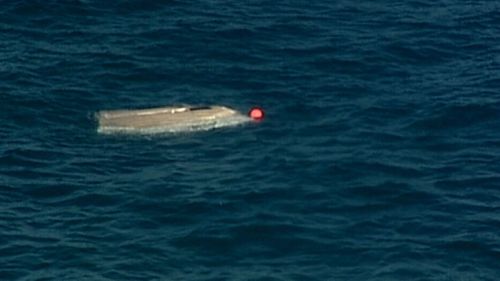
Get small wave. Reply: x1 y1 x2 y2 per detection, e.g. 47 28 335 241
407 102 499 132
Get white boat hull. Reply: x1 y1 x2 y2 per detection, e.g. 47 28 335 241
96 105 249 134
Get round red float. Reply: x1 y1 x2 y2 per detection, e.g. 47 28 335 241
248 107 264 120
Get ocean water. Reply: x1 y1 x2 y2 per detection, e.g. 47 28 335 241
1 0 500 280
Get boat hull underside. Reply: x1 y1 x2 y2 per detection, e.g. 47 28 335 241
96 106 248 134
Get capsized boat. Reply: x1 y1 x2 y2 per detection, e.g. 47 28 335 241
96 105 261 134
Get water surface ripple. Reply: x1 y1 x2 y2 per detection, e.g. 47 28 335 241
1 1 500 280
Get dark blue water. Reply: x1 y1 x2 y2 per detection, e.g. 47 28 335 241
2 1 500 280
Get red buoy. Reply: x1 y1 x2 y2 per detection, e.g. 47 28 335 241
248 107 264 120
